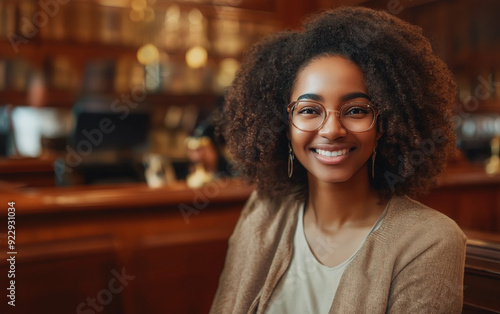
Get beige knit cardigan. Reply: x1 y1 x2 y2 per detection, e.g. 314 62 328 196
210 191 467 314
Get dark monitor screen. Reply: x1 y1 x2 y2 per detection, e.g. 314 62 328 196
72 112 150 151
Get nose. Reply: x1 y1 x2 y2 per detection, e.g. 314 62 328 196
317 112 348 139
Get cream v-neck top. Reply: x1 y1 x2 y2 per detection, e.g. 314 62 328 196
265 202 389 314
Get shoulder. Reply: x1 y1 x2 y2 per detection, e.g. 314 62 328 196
386 195 466 243
328 195 467 313
376 195 467 265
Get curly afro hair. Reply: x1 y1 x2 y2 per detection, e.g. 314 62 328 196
219 6 457 201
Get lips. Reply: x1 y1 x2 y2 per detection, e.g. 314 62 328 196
310 146 355 164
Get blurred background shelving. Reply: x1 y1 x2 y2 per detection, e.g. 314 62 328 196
0 0 498 161
0 0 284 181
0 0 281 105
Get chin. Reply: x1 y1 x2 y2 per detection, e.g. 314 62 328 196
307 164 369 185
310 172 353 184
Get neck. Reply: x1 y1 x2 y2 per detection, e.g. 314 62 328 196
306 164 383 232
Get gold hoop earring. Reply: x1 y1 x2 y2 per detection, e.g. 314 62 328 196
288 142 294 178
371 146 377 179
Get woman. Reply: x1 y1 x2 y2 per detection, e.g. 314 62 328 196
185 113 233 188
211 6 466 314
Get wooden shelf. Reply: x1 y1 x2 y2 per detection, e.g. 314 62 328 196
0 89 219 108
0 90 82 107
0 0 284 111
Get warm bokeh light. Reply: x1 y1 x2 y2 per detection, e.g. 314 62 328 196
131 0 147 11
216 58 239 88
129 8 144 22
166 4 181 21
137 43 160 65
143 7 155 22
185 46 207 69
188 8 203 24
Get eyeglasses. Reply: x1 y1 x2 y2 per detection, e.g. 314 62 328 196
287 100 379 133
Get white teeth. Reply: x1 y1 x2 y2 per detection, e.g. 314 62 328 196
315 149 349 157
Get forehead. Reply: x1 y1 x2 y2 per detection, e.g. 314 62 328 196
292 55 366 97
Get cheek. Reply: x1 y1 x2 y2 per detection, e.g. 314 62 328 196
289 129 313 157
359 133 378 154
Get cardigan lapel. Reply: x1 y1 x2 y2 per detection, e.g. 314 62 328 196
253 196 303 314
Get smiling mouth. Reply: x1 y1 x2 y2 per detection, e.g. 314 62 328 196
312 148 354 157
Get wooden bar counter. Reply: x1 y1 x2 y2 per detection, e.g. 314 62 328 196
0 179 253 314
419 164 500 233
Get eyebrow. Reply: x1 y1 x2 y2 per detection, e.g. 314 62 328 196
297 93 322 101
341 92 371 102
296 92 370 102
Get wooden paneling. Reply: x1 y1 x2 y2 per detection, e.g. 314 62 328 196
132 231 232 313
0 180 251 314
463 230 500 313
0 237 122 313
418 165 500 233
420 186 500 232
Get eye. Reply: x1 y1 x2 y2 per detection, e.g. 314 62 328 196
298 107 320 115
294 101 324 116
344 105 369 116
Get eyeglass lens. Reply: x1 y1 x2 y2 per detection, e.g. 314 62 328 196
291 101 376 132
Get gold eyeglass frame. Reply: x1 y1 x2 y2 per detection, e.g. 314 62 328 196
286 100 380 133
